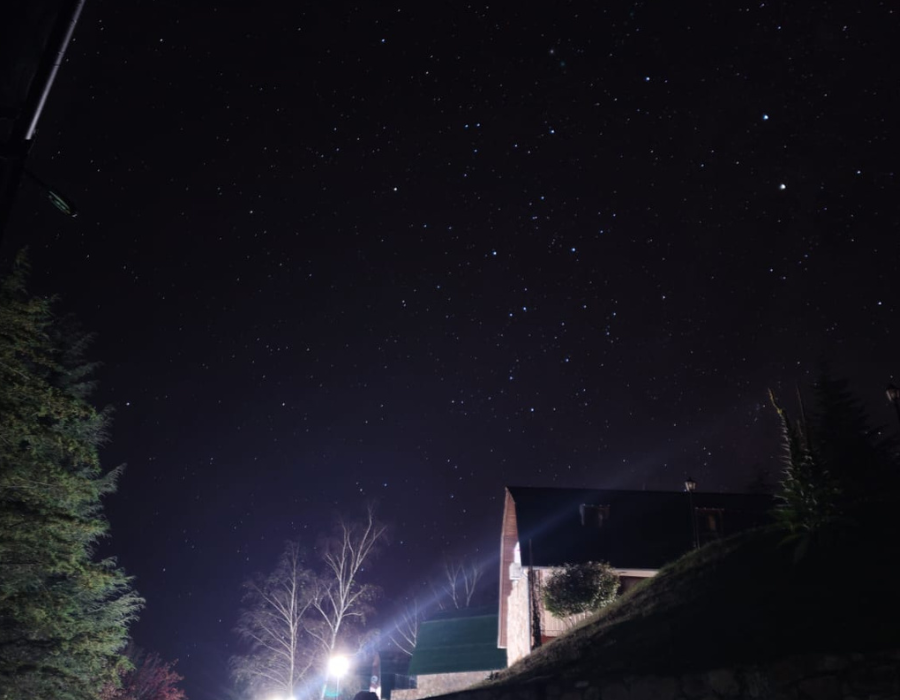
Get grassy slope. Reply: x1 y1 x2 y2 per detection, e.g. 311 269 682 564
488 519 900 686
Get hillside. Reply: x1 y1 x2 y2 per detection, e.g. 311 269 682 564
487 513 900 687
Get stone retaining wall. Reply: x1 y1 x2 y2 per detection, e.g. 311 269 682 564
393 670 495 700
420 650 899 700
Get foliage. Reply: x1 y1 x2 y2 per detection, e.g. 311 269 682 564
770 372 899 553
0 255 143 700
542 561 619 618
768 388 842 542
807 373 899 503
103 649 187 700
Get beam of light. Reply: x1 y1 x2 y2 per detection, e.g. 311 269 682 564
374 535 505 653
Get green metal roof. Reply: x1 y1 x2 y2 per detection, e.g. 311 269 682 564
408 613 507 675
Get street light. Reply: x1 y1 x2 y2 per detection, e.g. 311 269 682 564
325 655 350 699
684 477 699 549
886 384 900 430
328 655 349 678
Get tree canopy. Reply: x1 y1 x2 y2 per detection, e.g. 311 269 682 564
0 256 142 700
770 371 900 541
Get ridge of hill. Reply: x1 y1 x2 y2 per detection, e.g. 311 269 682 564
487 516 900 687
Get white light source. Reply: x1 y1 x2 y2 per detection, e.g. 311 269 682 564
328 655 350 678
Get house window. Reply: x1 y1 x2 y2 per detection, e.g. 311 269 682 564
696 508 725 542
580 504 610 528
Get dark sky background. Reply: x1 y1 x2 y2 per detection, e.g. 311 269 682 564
2 2 899 699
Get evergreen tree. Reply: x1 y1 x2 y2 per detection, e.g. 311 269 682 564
770 371 899 550
0 256 143 700
808 372 898 505
769 388 841 539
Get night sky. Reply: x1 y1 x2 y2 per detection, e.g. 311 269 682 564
2 2 899 699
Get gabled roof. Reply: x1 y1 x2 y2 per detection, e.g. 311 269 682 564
506 485 772 570
408 609 507 675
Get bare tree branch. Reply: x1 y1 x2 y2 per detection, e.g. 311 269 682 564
389 599 422 656
310 505 387 659
434 555 483 609
231 542 316 698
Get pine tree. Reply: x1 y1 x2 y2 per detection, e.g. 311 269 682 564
808 372 898 505
0 255 143 700
770 371 900 554
769 388 841 539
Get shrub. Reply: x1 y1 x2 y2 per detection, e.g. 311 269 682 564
542 561 620 617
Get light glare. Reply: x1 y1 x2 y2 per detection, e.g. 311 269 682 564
328 655 350 678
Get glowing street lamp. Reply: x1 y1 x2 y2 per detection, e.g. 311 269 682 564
328 655 350 678
325 655 350 698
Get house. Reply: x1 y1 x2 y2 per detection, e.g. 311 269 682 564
392 607 507 700
498 485 773 665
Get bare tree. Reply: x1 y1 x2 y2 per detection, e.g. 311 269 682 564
232 542 316 698
433 556 483 609
308 506 387 662
389 599 422 656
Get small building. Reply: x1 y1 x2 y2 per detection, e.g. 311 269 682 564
392 608 507 700
499 485 772 665
368 649 416 700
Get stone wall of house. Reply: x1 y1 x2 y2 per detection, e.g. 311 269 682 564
507 570 647 666
416 650 900 700
505 573 532 666
393 671 494 700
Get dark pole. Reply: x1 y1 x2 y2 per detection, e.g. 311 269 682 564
684 477 699 549
528 539 542 651
0 0 87 244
